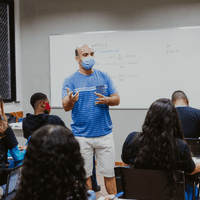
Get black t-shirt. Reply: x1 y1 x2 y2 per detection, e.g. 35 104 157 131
176 106 200 138
0 127 18 166
121 132 195 173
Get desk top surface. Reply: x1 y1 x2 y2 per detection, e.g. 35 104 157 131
192 157 200 163
9 122 22 130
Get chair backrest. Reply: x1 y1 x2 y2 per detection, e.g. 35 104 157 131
115 166 185 200
185 138 200 157
5 113 16 123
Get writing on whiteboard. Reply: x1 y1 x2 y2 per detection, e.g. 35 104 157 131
91 43 108 49
100 49 119 53
166 45 180 54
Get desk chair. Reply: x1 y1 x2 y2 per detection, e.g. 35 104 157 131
5 114 16 124
185 138 200 157
0 160 23 200
115 166 185 200
185 138 200 199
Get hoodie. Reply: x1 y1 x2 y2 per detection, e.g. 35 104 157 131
22 113 66 139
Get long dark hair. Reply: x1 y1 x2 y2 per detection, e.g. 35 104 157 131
0 96 4 121
13 125 88 200
131 98 184 197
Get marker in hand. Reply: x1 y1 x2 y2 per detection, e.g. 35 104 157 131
25 136 31 146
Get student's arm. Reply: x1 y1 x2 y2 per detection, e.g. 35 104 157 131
95 92 120 106
9 145 26 161
181 143 200 175
189 160 200 175
62 87 79 111
6 127 27 161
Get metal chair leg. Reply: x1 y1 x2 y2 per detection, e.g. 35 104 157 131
5 173 11 200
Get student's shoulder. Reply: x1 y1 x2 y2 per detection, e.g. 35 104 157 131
47 115 65 124
177 106 199 112
22 113 33 121
128 131 138 138
177 138 187 147
183 106 200 117
5 127 16 140
189 106 200 114
47 114 61 120
124 132 139 144
176 139 191 155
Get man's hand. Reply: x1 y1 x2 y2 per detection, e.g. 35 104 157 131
62 87 79 111
95 92 107 105
95 92 120 106
66 87 79 103
18 145 25 150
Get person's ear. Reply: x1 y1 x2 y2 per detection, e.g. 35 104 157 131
186 99 189 106
75 56 80 63
41 101 46 108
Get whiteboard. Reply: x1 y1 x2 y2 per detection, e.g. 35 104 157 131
50 27 200 109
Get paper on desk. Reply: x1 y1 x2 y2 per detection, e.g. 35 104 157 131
9 122 22 129
97 195 115 200
192 157 200 163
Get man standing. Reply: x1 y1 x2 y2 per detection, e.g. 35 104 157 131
62 44 120 194
23 92 67 139
172 90 200 138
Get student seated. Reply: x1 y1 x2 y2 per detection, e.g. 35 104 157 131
13 125 96 200
121 98 200 200
23 92 67 140
172 90 200 138
0 96 26 198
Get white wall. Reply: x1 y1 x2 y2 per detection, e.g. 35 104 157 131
18 0 200 161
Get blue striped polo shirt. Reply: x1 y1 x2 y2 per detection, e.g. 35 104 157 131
62 69 117 137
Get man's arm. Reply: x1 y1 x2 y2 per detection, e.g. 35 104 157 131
95 92 120 106
62 87 79 111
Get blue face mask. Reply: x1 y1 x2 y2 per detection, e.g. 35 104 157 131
81 56 95 70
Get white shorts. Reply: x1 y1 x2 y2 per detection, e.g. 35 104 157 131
75 132 115 178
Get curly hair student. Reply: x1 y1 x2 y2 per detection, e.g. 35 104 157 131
0 96 26 198
13 125 95 200
121 98 200 200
